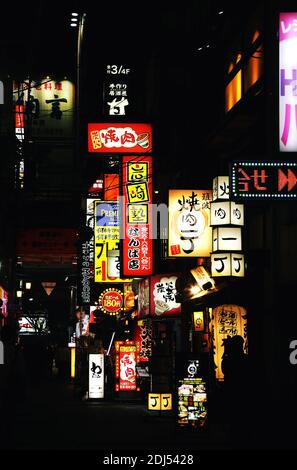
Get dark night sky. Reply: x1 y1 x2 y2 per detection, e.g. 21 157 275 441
0 1 227 186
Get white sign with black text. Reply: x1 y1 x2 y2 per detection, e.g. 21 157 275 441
89 353 104 399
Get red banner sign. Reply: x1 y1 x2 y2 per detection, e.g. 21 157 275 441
122 156 153 276
88 123 152 153
115 341 140 391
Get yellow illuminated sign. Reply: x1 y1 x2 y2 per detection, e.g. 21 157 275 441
148 393 172 411
127 162 148 182
193 311 204 332
127 204 148 224
94 201 130 283
70 347 75 379
127 182 149 203
168 189 212 257
212 304 248 380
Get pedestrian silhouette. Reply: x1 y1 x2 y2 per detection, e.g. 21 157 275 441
221 335 249 446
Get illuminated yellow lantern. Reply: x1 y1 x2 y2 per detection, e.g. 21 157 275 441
211 304 248 380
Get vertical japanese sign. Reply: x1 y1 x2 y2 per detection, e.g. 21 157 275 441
103 64 132 116
122 156 153 277
212 304 248 380
115 341 140 391
279 13 297 151
89 353 104 399
13 78 75 139
94 201 127 283
133 319 152 362
168 190 212 257
150 274 181 317
80 199 98 304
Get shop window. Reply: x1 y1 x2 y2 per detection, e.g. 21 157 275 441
225 70 242 112
225 31 263 113
225 54 242 112
244 31 263 93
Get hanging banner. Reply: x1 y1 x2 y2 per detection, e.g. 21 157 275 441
212 304 248 380
168 189 212 257
122 156 153 276
89 353 104 399
88 123 152 153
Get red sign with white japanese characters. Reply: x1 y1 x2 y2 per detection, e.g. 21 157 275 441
122 156 153 276
115 341 140 391
88 123 152 153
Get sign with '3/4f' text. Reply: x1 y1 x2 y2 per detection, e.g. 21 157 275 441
231 161 297 199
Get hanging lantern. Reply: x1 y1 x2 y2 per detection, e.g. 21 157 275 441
211 304 248 380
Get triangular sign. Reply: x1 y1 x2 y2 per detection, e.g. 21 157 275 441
41 282 56 296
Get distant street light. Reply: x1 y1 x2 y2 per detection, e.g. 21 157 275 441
69 11 86 171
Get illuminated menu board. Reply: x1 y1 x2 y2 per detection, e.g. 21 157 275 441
178 378 207 428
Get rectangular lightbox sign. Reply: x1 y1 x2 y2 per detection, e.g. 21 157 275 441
231 161 297 199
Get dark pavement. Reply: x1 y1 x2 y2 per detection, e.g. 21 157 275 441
0 376 235 452
1 375 296 470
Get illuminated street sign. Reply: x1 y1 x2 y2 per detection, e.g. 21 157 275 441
231 161 297 199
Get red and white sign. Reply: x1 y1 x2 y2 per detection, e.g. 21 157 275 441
88 123 152 153
115 341 140 391
150 274 181 317
122 156 153 276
